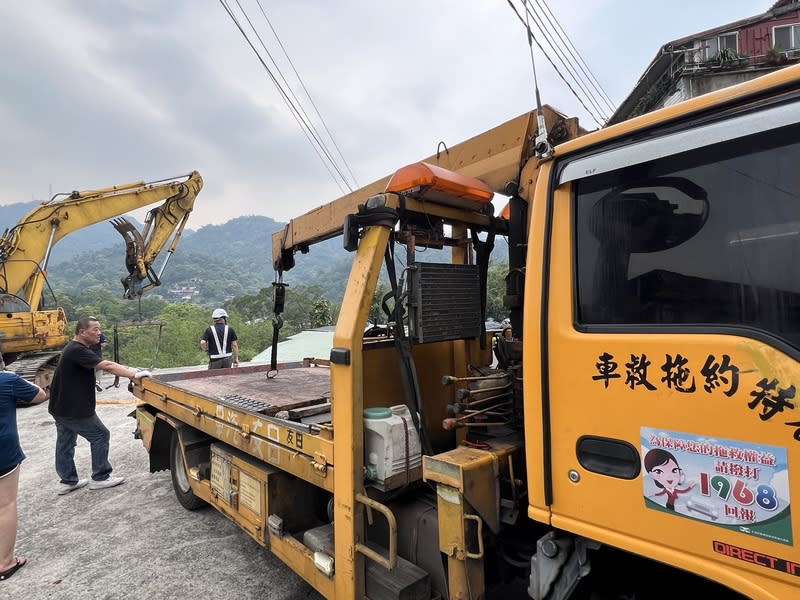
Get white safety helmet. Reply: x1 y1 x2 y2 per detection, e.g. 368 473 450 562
212 308 228 320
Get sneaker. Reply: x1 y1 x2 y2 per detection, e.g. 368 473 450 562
95 380 103 392
58 479 89 495
88 476 124 490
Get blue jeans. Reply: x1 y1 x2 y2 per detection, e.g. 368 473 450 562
54 414 113 484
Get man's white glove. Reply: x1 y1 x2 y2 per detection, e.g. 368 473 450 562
133 369 152 380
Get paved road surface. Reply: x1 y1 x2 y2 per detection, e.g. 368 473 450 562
5 372 321 600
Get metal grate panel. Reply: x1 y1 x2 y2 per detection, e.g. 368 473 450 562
219 393 274 414
409 263 482 343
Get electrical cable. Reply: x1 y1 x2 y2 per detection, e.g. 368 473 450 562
505 0 605 128
219 0 352 194
533 0 616 115
232 0 354 192
520 0 610 124
220 1 347 195
255 0 360 190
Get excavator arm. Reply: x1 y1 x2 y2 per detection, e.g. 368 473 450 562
0 170 202 365
0 170 203 309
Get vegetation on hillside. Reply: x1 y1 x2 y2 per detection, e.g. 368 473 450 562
54 258 509 369
2 197 513 369
25 212 510 368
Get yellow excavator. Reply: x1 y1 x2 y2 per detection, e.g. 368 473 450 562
0 170 203 401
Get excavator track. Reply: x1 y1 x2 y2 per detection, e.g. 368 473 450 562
9 351 60 407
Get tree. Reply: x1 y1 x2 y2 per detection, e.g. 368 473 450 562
310 298 333 328
147 303 208 368
228 287 273 323
369 282 391 325
281 284 330 334
486 262 509 322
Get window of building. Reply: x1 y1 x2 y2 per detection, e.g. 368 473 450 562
574 121 800 352
774 23 800 50
702 32 738 59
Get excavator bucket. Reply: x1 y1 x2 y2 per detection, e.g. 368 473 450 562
112 217 156 299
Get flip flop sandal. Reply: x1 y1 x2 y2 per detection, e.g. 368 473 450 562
0 557 26 581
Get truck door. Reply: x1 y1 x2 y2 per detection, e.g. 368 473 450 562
536 98 800 596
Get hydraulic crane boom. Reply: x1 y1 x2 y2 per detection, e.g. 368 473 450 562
271 106 581 271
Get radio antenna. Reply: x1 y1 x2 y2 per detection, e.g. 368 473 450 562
522 0 552 158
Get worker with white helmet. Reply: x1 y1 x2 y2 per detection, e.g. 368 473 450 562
199 308 239 369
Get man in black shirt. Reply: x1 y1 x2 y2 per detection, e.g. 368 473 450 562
49 316 150 495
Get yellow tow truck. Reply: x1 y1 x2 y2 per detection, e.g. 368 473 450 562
132 65 800 599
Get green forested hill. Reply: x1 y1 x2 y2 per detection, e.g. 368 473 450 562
5 198 508 308
45 214 353 305
23 209 509 368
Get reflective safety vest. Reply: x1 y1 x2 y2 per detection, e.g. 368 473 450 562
208 324 232 359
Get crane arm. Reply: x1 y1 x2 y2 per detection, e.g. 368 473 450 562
0 170 203 308
271 106 581 271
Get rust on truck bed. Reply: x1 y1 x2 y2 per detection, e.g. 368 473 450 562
151 363 330 416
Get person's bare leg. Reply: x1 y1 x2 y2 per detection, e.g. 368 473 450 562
0 465 23 572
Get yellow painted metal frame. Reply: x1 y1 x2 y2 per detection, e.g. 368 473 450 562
270 532 335 598
138 386 334 492
522 159 553 524
271 105 580 269
423 443 517 598
3 171 202 307
330 195 399 599
143 408 338 595
0 171 202 356
0 308 69 354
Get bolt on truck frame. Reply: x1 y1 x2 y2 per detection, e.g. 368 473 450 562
133 65 800 599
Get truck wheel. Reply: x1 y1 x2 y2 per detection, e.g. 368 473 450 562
170 430 207 511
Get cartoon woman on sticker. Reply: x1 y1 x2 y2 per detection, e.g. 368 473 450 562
644 448 695 511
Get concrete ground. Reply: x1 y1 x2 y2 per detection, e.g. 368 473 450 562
5 371 321 600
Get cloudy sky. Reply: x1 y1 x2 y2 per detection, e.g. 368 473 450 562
0 1 771 228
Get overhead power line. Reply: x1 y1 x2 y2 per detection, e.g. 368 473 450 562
219 0 356 193
506 0 615 127
506 0 605 127
254 0 359 189
230 0 354 191
533 0 616 114
520 1 609 124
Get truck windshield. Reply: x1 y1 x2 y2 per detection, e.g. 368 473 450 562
574 120 800 353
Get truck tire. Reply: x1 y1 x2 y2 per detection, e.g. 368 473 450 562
170 430 207 511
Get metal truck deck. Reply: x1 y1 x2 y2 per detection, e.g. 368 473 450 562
151 362 331 416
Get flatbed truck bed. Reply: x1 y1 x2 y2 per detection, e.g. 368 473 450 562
135 361 336 494
151 362 331 416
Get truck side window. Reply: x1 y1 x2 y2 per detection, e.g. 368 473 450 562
574 122 800 351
